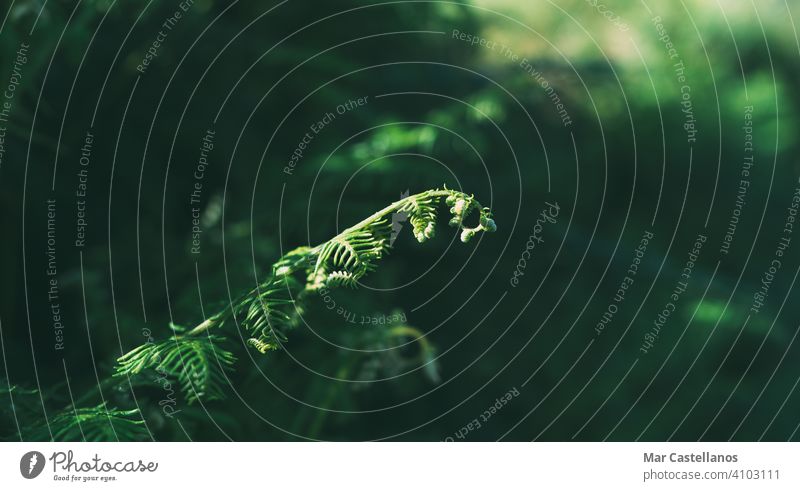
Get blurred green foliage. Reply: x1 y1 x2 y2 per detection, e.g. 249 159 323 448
0 0 799 441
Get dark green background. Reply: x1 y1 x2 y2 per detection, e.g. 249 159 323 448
1 0 799 441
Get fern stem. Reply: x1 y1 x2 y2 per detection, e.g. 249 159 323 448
185 316 219 337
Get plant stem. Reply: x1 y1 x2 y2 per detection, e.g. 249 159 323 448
185 317 218 337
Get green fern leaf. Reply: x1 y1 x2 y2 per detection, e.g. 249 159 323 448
116 335 236 403
25 404 148 442
325 270 358 288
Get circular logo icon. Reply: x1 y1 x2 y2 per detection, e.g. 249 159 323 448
20 451 45 479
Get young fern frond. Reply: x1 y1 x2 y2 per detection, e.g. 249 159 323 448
115 187 496 402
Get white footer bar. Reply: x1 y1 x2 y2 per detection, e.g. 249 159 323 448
1 442 797 490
